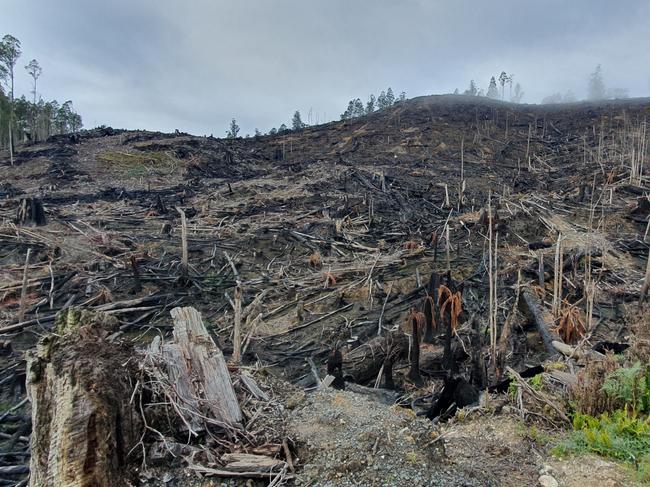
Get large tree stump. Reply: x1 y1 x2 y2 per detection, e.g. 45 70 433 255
26 308 140 487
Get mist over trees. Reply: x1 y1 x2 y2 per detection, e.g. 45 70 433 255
542 65 628 104
0 34 83 163
229 63 637 139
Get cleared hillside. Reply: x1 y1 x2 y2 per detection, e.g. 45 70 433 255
1 96 649 486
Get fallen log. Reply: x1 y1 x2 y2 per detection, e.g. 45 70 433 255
552 340 605 361
342 331 408 384
521 289 560 356
26 308 141 487
220 453 285 473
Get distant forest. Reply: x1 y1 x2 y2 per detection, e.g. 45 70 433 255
0 33 83 164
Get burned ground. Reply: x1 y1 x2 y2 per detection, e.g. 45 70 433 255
1 95 649 485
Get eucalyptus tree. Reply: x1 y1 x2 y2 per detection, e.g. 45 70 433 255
0 34 22 165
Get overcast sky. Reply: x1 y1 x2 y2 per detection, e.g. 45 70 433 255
2 0 649 135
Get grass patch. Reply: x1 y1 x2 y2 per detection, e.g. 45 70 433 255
516 420 553 446
552 409 650 481
555 362 650 482
97 150 179 178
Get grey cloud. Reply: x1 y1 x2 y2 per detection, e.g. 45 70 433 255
2 0 648 135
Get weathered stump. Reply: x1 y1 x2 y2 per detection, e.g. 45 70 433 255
26 308 140 487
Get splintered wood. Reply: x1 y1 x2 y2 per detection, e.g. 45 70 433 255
156 306 243 427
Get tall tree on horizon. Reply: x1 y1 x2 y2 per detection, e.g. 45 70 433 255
377 91 388 109
25 59 42 137
486 76 499 99
588 64 606 100
292 110 304 130
341 100 355 120
386 87 395 105
226 118 240 138
498 71 508 100
464 80 478 96
0 34 22 165
25 59 41 105
366 94 376 114
352 98 364 117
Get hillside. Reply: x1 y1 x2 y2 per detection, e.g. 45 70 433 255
1 95 649 486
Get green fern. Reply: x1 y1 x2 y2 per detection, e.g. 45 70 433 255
602 362 650 413
564 409 650 465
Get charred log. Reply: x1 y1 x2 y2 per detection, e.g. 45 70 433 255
342 331 408 385
16 198 46 226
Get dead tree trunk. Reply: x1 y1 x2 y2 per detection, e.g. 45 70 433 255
422 272 440 344
26 308 140 487
521 289 561 356
407 313 423 386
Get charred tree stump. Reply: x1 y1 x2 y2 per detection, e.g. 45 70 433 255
422 272 440 344
425 376 478 421
441 301 453 371
469 315 486 389
440 271 459 373
26 308 140 487
382 354 395 390
156 307 243 429
16 198 46 226
327 348 345 390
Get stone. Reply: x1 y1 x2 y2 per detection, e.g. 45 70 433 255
538 474 559 487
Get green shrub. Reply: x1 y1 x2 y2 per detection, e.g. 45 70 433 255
529 373 543 391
